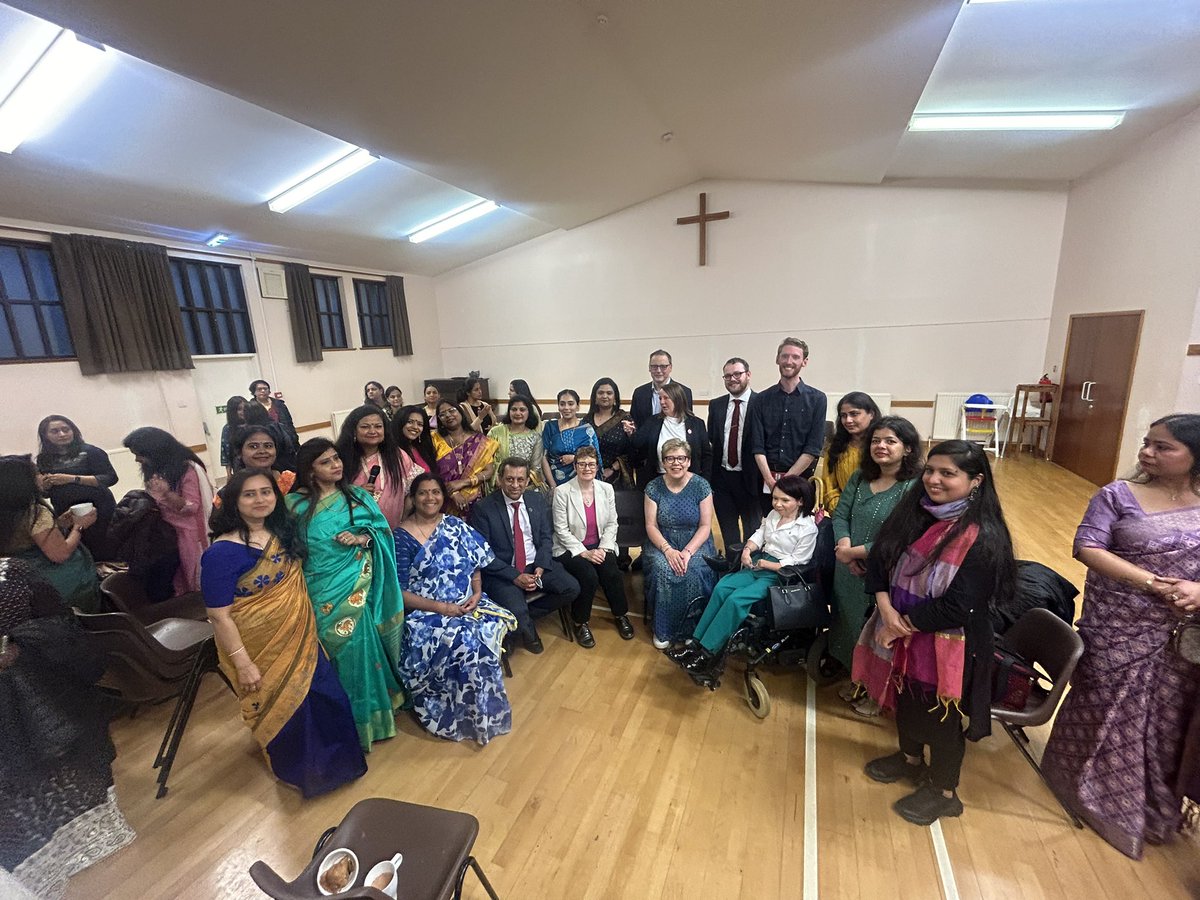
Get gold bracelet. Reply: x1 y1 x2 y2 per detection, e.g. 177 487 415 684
229 645 247 657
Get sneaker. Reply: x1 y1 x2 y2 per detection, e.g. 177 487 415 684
852 696 882 718
893 785 964 826
837 682 860 703
652 636 671 650
864 752 929 786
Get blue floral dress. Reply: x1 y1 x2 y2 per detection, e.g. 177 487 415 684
643 475 718 642
393 516 517 745
542 420 602 485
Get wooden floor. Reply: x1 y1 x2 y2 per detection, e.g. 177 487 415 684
65 456 1200 899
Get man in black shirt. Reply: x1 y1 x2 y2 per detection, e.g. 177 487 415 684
749 337 827 512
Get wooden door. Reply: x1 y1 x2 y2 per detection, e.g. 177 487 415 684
1052 311 1142 486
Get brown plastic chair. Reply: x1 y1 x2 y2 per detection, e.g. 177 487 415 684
100 570 208 625
249 797 501 900
75 609 227 798
989 607 1085 828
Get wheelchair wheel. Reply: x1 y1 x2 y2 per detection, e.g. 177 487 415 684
805 632 843 687
744 671 771 718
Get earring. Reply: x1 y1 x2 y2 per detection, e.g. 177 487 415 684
968 485 980 502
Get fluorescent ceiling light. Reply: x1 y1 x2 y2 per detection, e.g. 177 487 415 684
267 147 378 213
0 29 108 154
205 233 231 248
407 200 499 243
908 112 1125 132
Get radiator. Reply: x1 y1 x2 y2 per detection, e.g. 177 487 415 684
931 392 1013 441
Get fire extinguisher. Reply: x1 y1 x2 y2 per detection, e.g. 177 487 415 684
1038 373 1054 405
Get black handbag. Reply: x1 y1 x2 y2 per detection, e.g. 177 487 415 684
768 566 830 631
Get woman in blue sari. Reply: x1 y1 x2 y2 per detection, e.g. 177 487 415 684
201 468 366 796
393 472 517 745
287 439 405 752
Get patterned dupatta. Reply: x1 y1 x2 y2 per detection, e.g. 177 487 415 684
853 501 979 714
220 539 316 752
432 431 499 511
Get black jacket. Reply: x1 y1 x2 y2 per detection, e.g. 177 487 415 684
630 381 693 429
474 489 556 581
631 414 712 489
706 393 762 494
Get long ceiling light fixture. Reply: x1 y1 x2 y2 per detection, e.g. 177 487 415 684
267 147 378 213
0 29 108 154
407 199 499 243
909 112 1125 132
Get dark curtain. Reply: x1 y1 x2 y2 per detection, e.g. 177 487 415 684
385 274 413 356
50 233 193 375
284 262 323 363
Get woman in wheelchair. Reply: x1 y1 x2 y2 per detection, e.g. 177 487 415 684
669 475 818 676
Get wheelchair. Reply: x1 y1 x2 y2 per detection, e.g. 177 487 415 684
674 523 844 719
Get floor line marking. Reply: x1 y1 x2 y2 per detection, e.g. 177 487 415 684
804 677 819 899
930 820 960 900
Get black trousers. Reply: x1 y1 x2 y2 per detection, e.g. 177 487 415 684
556 549 630 621
709 466 761 552
483 562 579 637
895 685 966 792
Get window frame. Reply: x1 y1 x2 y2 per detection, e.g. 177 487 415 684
311 273 349 350
353 278 392 349
169 256 256 357
0 238 75 363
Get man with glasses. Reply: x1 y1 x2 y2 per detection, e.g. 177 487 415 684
706 357 761 555
475 457 581 653
750 337 827 513
630 349 693 429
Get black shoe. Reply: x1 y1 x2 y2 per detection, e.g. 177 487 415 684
574 622 596 649
864 752 930 786
682 649 719 676
893 785 964 826
522 628 544 654
614 615 634 640
631 555 643 572
666 638 701 661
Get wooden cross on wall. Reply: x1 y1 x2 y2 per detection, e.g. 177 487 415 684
675 192 730 266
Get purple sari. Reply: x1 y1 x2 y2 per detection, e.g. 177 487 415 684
1043 481 1200 859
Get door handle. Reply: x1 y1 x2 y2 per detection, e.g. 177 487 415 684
1080 381 1089 400
1084 381 1096 402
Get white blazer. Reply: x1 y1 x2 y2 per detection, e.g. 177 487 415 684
552 477 619 556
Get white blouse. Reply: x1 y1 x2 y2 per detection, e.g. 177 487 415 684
747 510 818 567
655 417 689 472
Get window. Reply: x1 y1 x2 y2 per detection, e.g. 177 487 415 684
354 279 391 348
170 258 255 355
312 274 348 349
0 240 74 361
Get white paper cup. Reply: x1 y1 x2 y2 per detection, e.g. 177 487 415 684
70 502 95 519
363 853 403 898
316 848 358 895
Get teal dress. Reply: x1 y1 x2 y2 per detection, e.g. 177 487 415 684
642 475 718 642
287 486 405 751
828 470 915 669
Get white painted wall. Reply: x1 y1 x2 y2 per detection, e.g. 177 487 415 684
435 180 1068 442
1044 108 1200 472
0 220 444 480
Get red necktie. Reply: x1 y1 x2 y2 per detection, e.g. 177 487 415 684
511 501 527 572
728 399 741 467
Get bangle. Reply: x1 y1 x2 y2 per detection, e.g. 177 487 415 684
229 645 247 658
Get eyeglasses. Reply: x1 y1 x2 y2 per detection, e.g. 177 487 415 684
722 371 747 379
648 364 670 371
245 442 275 451
575 461 598 469
662 455 689 464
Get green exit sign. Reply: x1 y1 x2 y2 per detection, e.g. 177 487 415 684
216 404 227 414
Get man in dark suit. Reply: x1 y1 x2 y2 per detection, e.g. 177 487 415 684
707 356 761 555
475 457 581 652
630 348 693 428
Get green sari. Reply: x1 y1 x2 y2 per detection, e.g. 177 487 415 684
287 485 405 751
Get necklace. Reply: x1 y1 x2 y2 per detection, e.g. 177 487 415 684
409 516 441 543
582 490 594 508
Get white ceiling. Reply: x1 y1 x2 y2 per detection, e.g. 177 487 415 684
0 0 1197 276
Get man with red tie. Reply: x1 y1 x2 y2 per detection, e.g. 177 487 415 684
476 458 581 653
706 357 762 557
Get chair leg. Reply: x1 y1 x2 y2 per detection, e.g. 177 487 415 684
1001 722 1084 829
455 856 501 900
154 641 212 799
